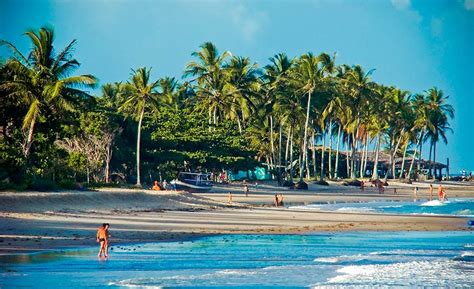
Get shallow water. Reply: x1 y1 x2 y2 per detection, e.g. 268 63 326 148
291 198 474 217
1 232 473 288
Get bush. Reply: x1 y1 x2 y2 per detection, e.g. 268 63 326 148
343 179 362 187
29 178 57 191
294 181 308 190
57 179 79 190
314 180 329 186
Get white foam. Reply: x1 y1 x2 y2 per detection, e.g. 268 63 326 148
314 257 339 263
321 260 474 287
335 207 376 213
421 200 448 207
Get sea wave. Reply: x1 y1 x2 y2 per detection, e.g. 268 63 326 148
421 200 449 207
316 260 474 287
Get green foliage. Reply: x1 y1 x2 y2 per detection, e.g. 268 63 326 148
0 28 455 190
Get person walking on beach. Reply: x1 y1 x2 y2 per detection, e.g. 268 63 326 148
429 184 433 200
360 180 365 191
413 187 418 201
243 180 249 197
227 191 233 205
274 193 279 207
97 223 110 258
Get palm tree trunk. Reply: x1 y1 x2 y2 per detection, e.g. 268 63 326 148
290 128 294 183
300 91 312 182
363 133 369 175
345 138 350 178
350 133 356 179
428 141 433 178
433 141 437 180
328 120 333 179
399 142 408 179
312 130 317 177
23 117 37 158
334 125 341 179
371 133 381 179
270 116 275 170
105 142 113 184
236 116 242 134
408 130 423 179
136 107 145 187
320 132 325 181
285 126 291 178
278 123 283 185
417 131 424 174
359 136 366 178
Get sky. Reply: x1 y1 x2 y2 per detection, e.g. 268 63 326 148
1 0 473 173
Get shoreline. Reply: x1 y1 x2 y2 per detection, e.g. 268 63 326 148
0 181 473 256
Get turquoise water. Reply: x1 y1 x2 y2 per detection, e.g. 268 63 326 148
1 232 473 288
291 198 474 217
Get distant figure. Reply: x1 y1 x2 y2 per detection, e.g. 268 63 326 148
152 180 161 191
227 192 233 205
429 184 434 201
438 185 448 201
274 193 279 207
278 193 284 207
413 187 418 201
376 180 384 194
360 180 365 191
255 182 259 190
97 223 110 258
243 180 249 197
162 179 168 190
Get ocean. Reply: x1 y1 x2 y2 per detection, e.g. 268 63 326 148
290 198 474 217
1 231 473 288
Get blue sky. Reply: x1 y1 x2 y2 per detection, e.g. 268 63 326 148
1 0 473 172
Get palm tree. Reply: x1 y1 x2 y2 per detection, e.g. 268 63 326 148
424 87 454 179
0 26 97 157
184 42 232 129
290 53 326 183
120 67 171 186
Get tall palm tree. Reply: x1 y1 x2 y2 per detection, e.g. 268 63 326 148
424 87 454 179
184 42 232 128
120 67 171 186
0 26 97 157
290 53 325 183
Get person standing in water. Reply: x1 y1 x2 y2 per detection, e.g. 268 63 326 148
97 223 110 258
438 185 448 201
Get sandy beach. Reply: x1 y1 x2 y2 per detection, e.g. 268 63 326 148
0 181 473 254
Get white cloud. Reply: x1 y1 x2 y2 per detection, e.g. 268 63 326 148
464 0 474 10
391 0 411 10
229 4 267 42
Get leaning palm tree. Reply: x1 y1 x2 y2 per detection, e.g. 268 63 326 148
290 53 325 183
120 67 171 186
0 26 97 157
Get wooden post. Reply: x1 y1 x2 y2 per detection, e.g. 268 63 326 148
446 158 450 180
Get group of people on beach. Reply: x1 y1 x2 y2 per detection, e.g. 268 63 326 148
413 184 447 201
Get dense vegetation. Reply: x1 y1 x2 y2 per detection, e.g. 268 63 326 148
0 27 454 190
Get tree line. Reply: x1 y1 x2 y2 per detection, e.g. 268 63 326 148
0 27 454 190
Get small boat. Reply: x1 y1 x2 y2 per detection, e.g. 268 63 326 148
170 172 213 192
